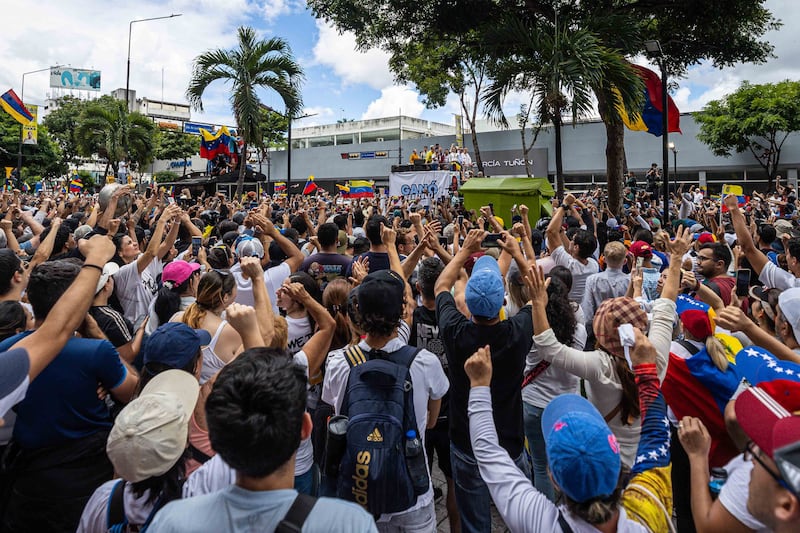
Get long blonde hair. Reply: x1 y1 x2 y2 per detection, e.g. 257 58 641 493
182 270 235 328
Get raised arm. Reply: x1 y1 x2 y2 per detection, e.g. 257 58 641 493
257 214 304 272
12 235 116 379
725 194 768 276
285 282 335 378
435 229 486 295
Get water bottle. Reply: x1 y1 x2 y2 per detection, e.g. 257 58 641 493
324 415 349 478
404 429 430 495
708 467 728 499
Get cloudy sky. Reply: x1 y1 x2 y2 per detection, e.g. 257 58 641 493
0 0 796 129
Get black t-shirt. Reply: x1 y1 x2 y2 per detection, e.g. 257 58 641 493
89 305 134 348
410 304 449 422
436 292 533 458
301 252 352 287
345 251 390 277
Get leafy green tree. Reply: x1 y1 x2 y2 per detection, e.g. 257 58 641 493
154 170 179 183
0 111 66 183
309 0 779 212
186 26 304 198
43 96 88 172
75 95 157 177
482 16 643 198
155 130 200 176
695 80 800 183
390 38 488 173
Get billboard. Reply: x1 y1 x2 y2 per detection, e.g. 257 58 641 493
184 122 214 135
50 67 101 91
22 104 37 145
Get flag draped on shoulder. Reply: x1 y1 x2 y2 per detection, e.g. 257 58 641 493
302 175 317 195
199 126 232 160
615 64 681 137
0 89 33 125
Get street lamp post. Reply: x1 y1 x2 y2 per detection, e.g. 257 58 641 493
16 65 64 178
644 40 670 225
126 14 182 112
286 112 317 190
669 142 678 183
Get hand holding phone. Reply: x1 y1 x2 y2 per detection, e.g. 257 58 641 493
481 233 503 248
735 269 751 297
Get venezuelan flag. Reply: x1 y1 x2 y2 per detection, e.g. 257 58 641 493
21 182 29 193
0 89 33 125
274 182 287 195
69 178 83 193
720 184 747 212
336 183 350 195
615 64 681 137
348 180 374 198
199 126 232 160
302 175 317 195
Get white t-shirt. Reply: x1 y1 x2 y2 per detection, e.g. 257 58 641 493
231 261 290 314
77 480 155 533
286 315 313 355
321 337 449 522
114 257 163 327
522 322 586 408
758 260 800 291
550 245 599 303
718 454 769 531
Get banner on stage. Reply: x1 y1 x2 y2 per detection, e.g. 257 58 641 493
388 171 453 204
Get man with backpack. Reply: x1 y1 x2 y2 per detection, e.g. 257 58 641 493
322 269 449 531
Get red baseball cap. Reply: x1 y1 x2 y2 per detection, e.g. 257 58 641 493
697 233 716 245
629 240 653 258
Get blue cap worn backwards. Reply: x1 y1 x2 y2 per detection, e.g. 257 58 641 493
464 255 505 319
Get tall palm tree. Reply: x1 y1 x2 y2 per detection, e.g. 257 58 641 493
483 15 643 202
187 26 304 198
76 96 156 179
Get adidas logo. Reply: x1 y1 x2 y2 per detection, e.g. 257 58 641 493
366 427 383 442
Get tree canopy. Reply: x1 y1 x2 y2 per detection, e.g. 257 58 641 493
695 80 800 181
187 26 304 197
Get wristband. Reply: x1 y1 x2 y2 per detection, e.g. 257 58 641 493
694 279 701 292
82 263 104 272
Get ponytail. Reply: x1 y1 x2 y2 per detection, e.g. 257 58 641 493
706 335 729 372
181 302 207 329
612 357 641 426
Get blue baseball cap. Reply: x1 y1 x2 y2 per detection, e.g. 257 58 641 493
735 346 800 386
465 255 505 319
543 394 621 503
143 323 211 370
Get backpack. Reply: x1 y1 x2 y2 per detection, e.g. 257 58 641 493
336 343 428 517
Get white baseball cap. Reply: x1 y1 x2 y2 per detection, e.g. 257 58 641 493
106 370 199 482
95 262 120 294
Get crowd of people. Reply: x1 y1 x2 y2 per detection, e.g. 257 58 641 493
0 177 799 532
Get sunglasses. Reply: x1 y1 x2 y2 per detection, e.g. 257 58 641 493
745 441 794 493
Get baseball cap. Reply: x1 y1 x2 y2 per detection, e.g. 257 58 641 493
358 269 405 319
95 262 120 294
162 260 200 289
778 288 800 337
543 394 621 503
629 240 653 258
465 255 505 319
222 231 240 248
106 370 200 482
774 219 794 237
735 384 800 495
749 286 777 322
235 237 265 258
143 322 211 370
680 309 714 339
690 223 705 233
735 346 800 386
0 348 30 420
697 232 716 244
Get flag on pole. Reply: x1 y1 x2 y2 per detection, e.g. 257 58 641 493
0 89 33 125
302 175 318 195
615 64 681 137
69 177 83 193
199 126 232 160
274 182 287 195
721 184 747 212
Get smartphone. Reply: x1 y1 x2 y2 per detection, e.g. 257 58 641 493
512 204 517 213
438 236 448 247
736 269 751 297
192 236 202 257
488 202 494 215
636 256 644 269
481 233 503 248
457 215 464 227
167 197 176 205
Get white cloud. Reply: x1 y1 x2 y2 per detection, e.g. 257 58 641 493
311 21 394 90
361 86 424 120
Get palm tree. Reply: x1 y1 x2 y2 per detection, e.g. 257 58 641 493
187 26 304 198
483 15 643 202
76 95 156 179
